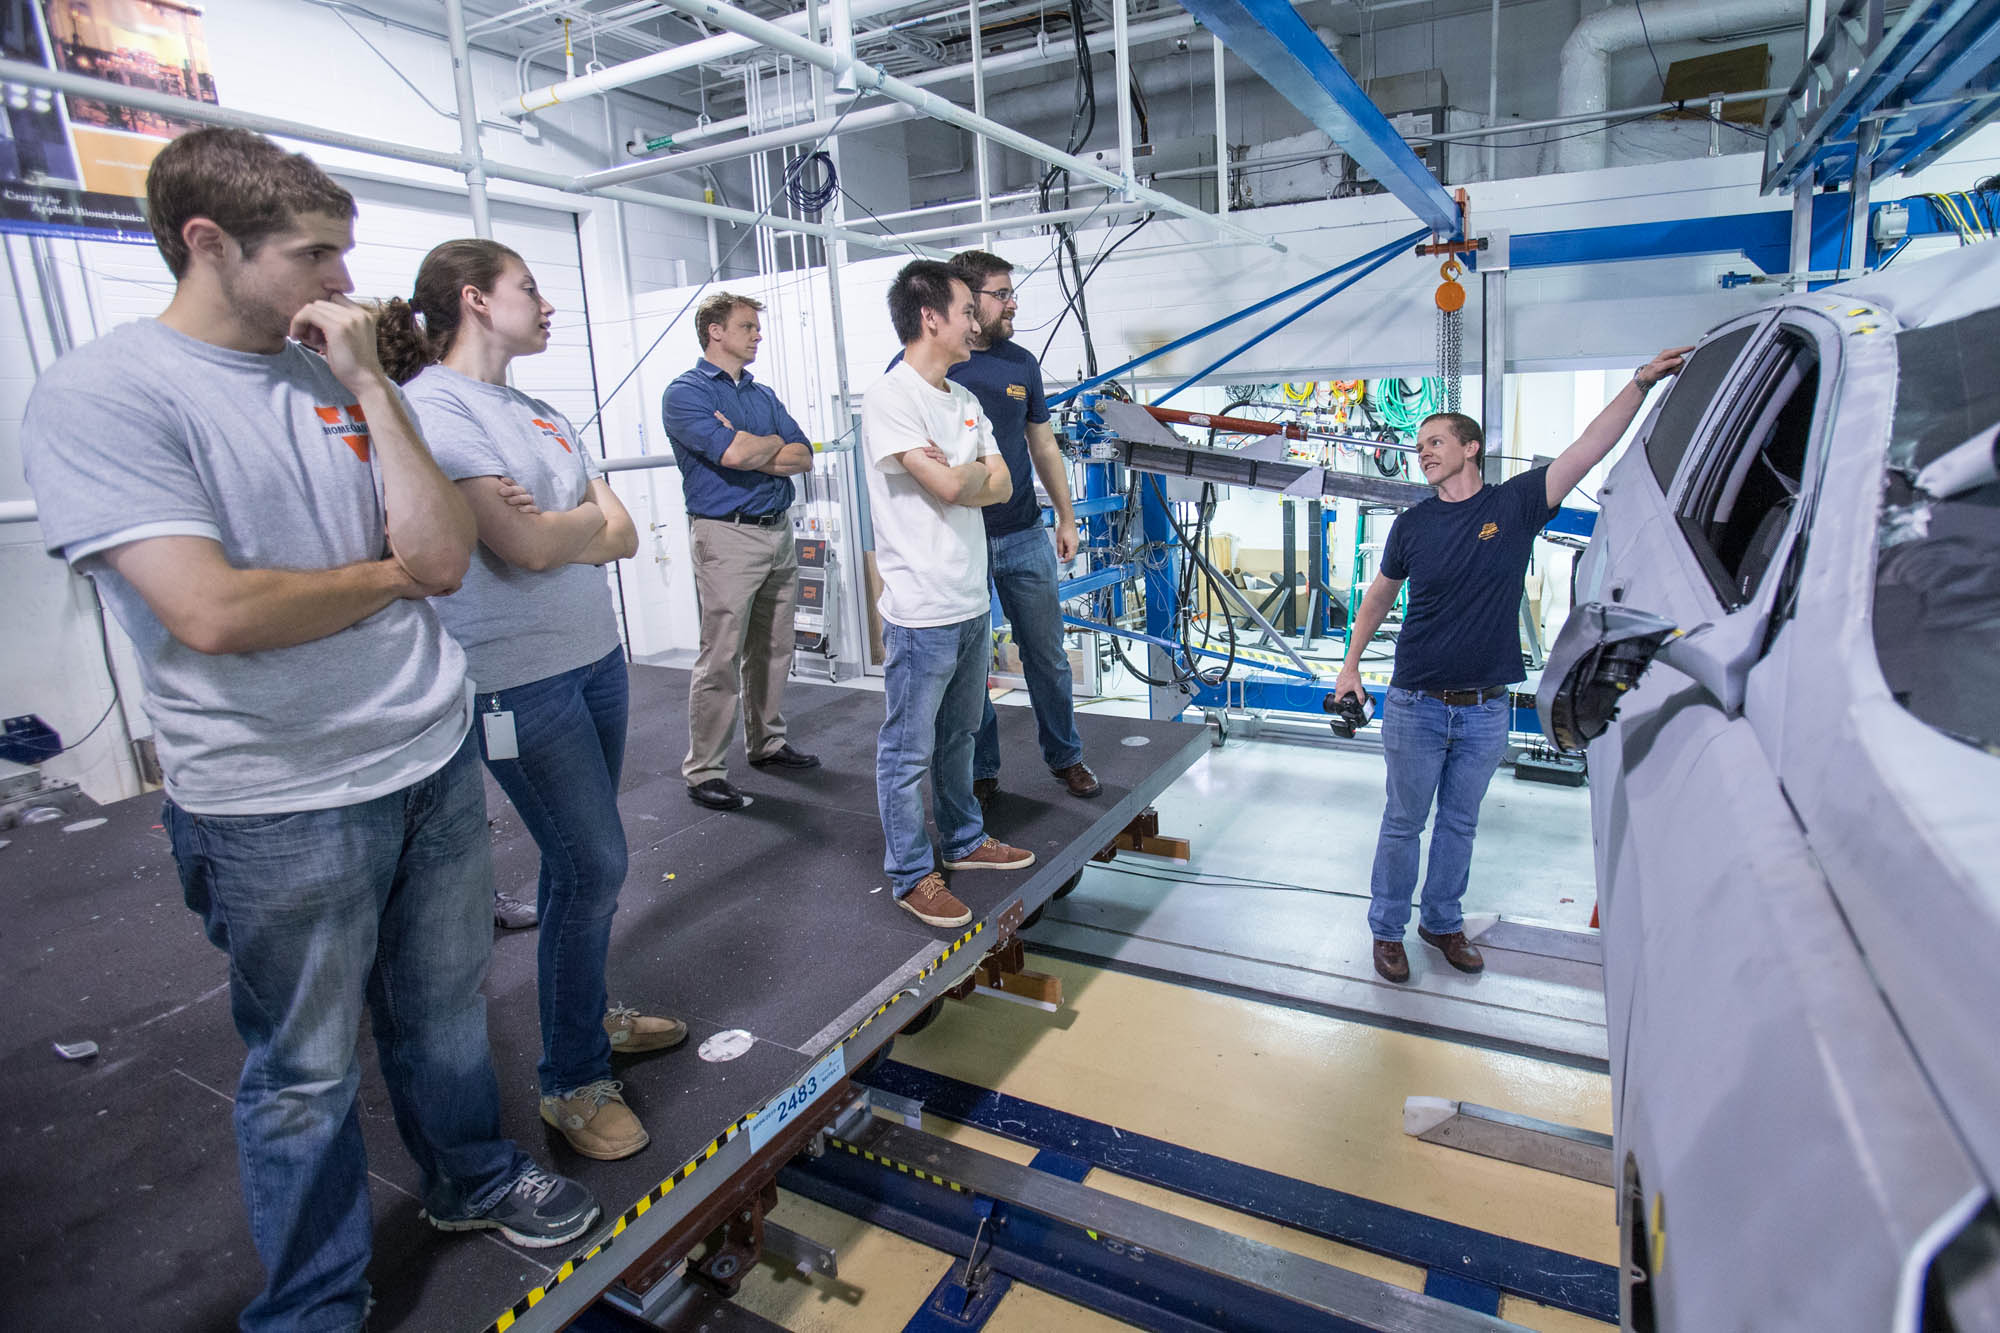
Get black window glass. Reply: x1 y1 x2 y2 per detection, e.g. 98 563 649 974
1644 324 1756 494
1673 331 1819 609
1874 306 2000 754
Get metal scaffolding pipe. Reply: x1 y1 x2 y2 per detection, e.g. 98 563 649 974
444 0 492 237
0 58 940 259
885 200 1151 243
1214 33 1229 214
579 101 918 187
1113 0 1134 194
656 12 1200 151
510 0 914 115
972 0 991 237
644 0 1281 252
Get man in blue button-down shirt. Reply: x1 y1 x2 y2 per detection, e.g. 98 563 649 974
662 292 818 811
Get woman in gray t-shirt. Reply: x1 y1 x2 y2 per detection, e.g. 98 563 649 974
380 239 675 1163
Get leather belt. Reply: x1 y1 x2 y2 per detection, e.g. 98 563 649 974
695 510 787 528
1420 684 1510 707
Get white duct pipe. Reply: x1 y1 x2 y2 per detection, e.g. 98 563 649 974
1556 0 1803 172
510 0 913 115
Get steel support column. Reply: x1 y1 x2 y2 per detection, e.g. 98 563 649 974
1481 261 1507 484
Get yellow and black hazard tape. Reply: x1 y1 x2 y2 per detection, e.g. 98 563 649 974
483 920 987 1332
826 1135 969 1194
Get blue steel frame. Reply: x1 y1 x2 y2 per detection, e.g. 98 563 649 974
1765 0 2000 192
828 1060 1621 1322
1173 0 1460 235
790 1143 1420 1333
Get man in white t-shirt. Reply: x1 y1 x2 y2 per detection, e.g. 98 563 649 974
863 261 1038 928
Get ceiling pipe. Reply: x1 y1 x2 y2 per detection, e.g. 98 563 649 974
508 0 919 116
656 12 1200 151
581 100 921 187
1557 0 1804 172
0 56 942 260
640 0 1281 250
885 198 1153 243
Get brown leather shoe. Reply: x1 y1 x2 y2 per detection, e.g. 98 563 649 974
973 777 1000 809
898 872 972 928
1373 940 1410 983
1053 762 1101 798
540 1080 648 1160
1418 927 1485 974
943 837 1036 872
603 1005 687 1054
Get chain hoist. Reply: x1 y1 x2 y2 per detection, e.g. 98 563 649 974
1435 259 1465 412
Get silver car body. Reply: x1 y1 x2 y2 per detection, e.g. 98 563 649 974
1554 241 2000 1330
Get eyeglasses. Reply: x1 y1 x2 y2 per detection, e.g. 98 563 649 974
978 287 1016 304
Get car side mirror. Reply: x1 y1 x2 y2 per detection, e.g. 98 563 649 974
1540 602 1747 751
1537 604 1680 751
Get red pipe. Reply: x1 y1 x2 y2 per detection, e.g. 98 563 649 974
1144 405 1307 440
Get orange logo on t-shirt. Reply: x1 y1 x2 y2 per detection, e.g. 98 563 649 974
530 417 573 453
963 418 977 429
1478 522 1499 541
314 403 371 461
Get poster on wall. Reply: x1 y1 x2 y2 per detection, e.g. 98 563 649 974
1 0 217 243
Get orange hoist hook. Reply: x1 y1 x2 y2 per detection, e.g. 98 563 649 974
1435 259 1466 313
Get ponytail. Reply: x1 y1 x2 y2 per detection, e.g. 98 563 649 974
373 238 522 385
375 296 434 385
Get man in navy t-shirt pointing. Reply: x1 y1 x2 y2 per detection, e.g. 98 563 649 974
1336 346 1690 984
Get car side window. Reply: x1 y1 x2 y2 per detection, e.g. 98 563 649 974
1672 329 1821 610
1643 324 1758 495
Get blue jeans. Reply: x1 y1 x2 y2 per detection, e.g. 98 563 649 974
1366 687 1513 941
165 735 529 1333
878 614 990 896
975 526 1084 781
477 646 629 1096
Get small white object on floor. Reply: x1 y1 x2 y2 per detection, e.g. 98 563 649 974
699 1029 755 1062
53 1040 100 1060
1121 735 1151 747
63 818 108 834
1403 1095 1458 1136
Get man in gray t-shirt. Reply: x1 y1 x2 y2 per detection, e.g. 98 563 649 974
19 128 596 1331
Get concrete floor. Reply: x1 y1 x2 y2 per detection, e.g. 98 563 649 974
650 658 1613 1329
1032 684 1609 1064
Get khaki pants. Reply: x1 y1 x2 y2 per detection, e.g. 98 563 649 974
684 518 797 784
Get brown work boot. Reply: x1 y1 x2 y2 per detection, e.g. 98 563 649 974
1373 940 1410 983
899 872 972 928
944 837 1036 872
1053 762 1101 798
540 1080 648 1160
603 1004 687 1054
1418 927 1485 974
973 777 1000 809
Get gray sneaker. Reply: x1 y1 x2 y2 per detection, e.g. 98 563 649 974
494 891 539 929
424 1166 598 1249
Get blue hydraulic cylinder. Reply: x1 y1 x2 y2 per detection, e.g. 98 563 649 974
1138 474 1182 718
